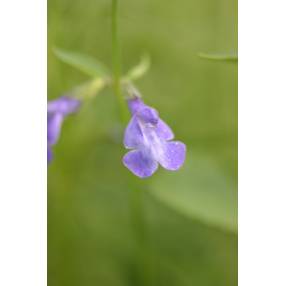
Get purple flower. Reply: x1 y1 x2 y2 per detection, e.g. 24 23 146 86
47 96 81 163
123 97 186 178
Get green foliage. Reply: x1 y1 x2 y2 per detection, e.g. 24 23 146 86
124 55 151 82
198 52 238 62
151 153 237 233
54 47 110 77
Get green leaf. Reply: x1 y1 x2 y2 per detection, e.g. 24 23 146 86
198 52 238 62
149 153 238 233
53 47 110 77
124 55 151 81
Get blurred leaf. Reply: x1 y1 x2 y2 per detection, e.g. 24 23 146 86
124 55 151 81
150 153 237 233
74 78 107 99
198 52 238 62
54 47 110 77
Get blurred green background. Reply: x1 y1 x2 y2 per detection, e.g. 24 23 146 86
48 0 237 285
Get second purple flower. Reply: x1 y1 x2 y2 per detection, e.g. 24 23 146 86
47 96 81 163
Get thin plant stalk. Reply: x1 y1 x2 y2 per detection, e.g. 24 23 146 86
111 0 128 123
111 3 151 283
130 188 154 285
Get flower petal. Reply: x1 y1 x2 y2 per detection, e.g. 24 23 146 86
47 146 53 163
124 116 144 148
128 97 159 124
128 97 145 115
156 119 174 140
123 149 158 178
47 113 64 145
48 96 81 115
138 107 159 125
158 141 186 170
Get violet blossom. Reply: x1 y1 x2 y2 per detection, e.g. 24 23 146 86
47 96 81 163
123 97 186 178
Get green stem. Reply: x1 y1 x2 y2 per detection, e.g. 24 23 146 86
130 189 153 286
111 0 128 123
111 2 150 281
111 1 151 283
